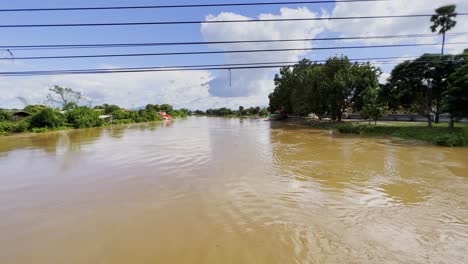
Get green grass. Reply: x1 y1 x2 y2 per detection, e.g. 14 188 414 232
335 122 468 147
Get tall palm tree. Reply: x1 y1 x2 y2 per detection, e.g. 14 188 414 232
431 5 457 56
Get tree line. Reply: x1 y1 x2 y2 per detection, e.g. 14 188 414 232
194 106 268 117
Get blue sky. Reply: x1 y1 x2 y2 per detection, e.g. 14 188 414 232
0 0 466 109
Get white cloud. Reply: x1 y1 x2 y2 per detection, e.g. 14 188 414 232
331 0 468 53
201 7 328 97
379 72 391 84
0 71 213 109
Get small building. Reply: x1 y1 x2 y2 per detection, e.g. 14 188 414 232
158 112 172 120
13 111 31 121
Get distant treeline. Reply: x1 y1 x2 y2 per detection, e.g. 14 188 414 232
193 106 269 117
269 51 468 128
0 87 190 135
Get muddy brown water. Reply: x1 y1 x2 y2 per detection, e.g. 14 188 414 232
0 117 467 264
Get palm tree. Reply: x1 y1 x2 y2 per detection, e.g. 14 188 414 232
431 5 457 56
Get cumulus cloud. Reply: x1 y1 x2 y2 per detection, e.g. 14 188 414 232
331 0 467 52
0 71 212 109
201 7 328 97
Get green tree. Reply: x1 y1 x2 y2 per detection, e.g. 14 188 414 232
63 102 79 111
104 104 121 114
444 63 468 128
361 87 387 125
321 57 379 121
238 106 245 116
431 5 457 56
65 107 103 128
386 53 463 127
47 85 82 109
30 108 65 128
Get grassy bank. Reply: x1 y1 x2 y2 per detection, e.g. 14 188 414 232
283 117 468 147
334 122 468 147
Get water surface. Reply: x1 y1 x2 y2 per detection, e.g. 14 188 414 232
0 117 467 263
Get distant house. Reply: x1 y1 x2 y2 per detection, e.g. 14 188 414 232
158 112 172 120
13 111 31 121
99 115 113 122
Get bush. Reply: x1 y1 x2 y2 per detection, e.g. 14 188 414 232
434 134 465 147
30 108 65 128
463 127 468 145
66 107 103 128
113 119 133 125
0 120 30 134
11 120 30 133
0 109 13 122
31 127 49 133
336 124 361 134
135 117 148 123
0 121 13 133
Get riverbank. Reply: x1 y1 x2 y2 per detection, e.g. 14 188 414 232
0 119 173 137
281 117 468 147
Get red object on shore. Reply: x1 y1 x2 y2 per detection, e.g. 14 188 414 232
158 112 173 120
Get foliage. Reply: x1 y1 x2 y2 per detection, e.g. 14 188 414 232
0 122 13 134
65 107 103 128
431 4 457 55
269 57 380 121
193 110 206 115
47 85 82 109
24 105 47 114
334 123 467 147
11 120 30 133
30 108 65 128
360 87 387 124
0 109 13 122
63 102 79 111
444 63 468 120
205 107 268 117
383 53 465 126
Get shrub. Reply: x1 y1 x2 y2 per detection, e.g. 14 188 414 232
11 120 30 133
66 107 103 128
0 120 30 134
433 134 465 147
463 127 468 145
30 108 65 128
135 117 148 123
31 127 49 133
0 109 13 122
113 119 133 125
0 121 13 133
336 124 361 134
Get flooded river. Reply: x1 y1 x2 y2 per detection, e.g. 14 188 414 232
0 117 467 264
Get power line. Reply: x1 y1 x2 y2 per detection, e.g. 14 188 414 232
1 42 466 61
0 0 386 12
2 13 467 28
2 33 467 51
0 56 417 73
1 56 455 77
